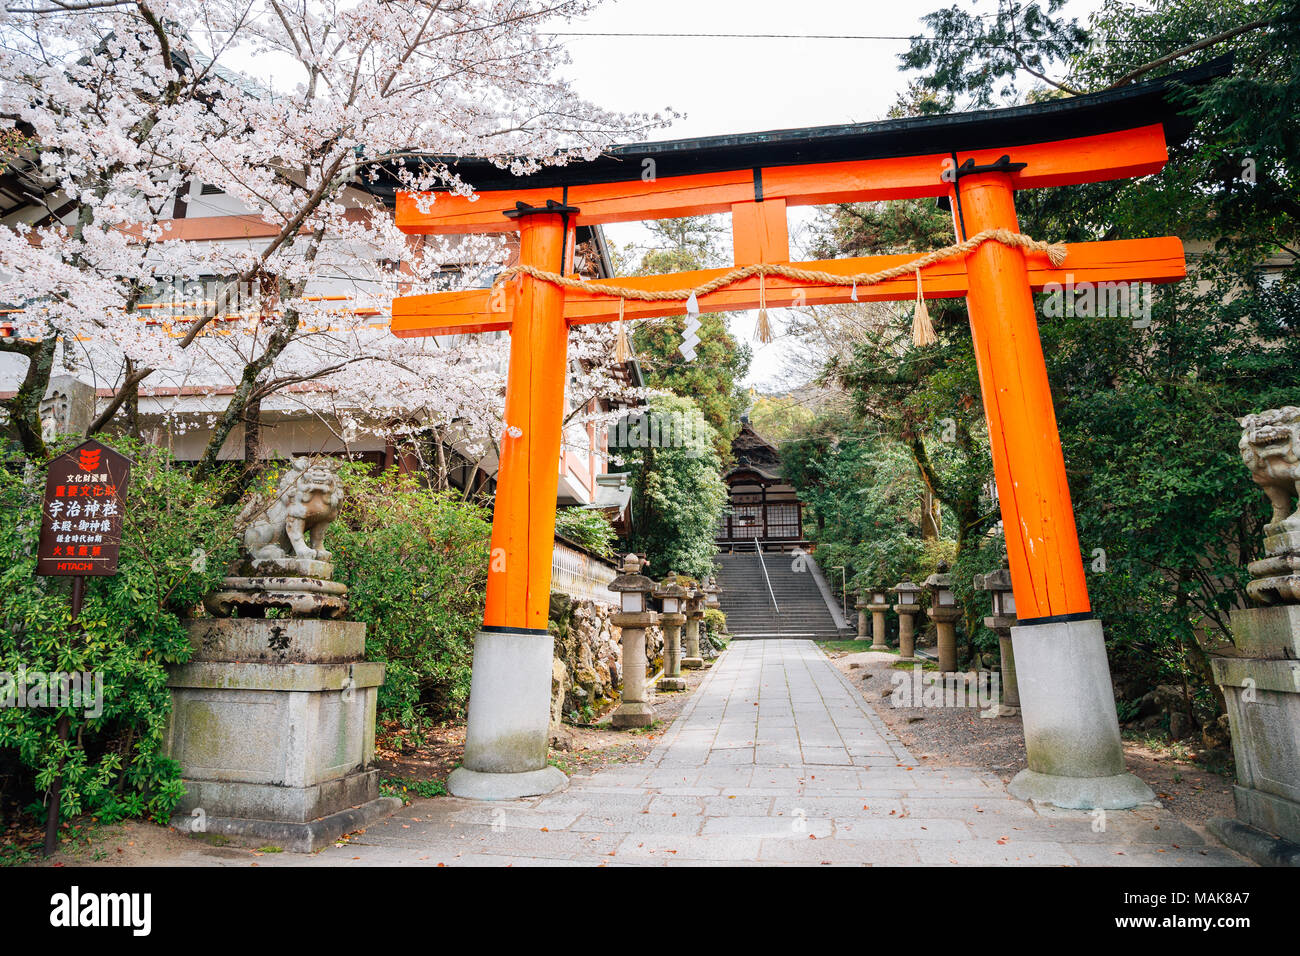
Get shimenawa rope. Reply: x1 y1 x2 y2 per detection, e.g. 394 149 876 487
493 228 1066 348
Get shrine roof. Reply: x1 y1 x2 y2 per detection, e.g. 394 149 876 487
726 422 784 481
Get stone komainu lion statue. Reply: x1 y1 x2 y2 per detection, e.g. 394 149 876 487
1239 406 1300 531
239 457 344 563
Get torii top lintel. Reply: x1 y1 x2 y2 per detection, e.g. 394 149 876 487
390 57 1226 237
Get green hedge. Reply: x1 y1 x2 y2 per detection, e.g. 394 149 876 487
0 440 238 826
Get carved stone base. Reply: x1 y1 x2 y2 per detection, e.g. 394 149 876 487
187 619 364 664
172 792 402 854
165 618 389 851
1208 815 1300 868
1262 526 1300 558
1248 575 1300 605
204 576 348 619
244 556 335 579
1211 608 1300 851
611 700 655 728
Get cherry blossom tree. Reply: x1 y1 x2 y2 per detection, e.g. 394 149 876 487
0 0 661 472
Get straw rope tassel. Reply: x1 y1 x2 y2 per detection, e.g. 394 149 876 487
613 297 629 362
911 268 936 347
754 271 773 343
493 230 1066 340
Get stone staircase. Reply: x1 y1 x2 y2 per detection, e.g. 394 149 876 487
714 550 850 640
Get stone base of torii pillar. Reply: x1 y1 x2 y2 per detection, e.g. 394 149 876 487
447 629 569 800
1008 618 1155 810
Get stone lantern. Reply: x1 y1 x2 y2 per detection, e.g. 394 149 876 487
654 571 688 692
869 587 891 651
924 564 961 672
893 581 922 661
853 589 870 640
609 553 659 728
974 569 1020 716
703 575 721 610
682 582 706 670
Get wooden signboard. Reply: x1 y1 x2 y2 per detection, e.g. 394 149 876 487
36 439 132 577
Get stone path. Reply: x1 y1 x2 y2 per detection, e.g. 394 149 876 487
213 640 1249 866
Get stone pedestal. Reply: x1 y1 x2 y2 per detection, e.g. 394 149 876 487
165 618 399 852
658 612 687 692
855 595 870 641
931 606 961 672
994 634 1021 715
1208 604 1300 866
869 604 889 651
981 611 1021 717
894 603 920 661
682 611 704 670
611 610 657 728
40 374 96 438
1008 618 1154 810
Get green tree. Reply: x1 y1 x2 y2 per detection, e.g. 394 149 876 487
332 466 491 731
554 506 618 558
626 217 752 460
784 433 937 591
748 393 818 443
618 394 727 579
887 0 1300 718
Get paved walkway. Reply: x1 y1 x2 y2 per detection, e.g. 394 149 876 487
237 640 1247 865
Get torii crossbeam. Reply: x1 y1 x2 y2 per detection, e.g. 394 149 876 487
389 60 1225 804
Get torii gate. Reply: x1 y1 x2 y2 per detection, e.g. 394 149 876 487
388 64 1217 805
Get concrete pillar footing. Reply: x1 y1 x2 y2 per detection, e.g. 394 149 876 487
455 630 561 797
447 765 568 801
1009 768 1157 811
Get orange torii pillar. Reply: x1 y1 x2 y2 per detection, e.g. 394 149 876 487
952 163 1153 808
446 205 573 799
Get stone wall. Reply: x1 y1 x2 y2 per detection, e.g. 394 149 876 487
548 592 663 728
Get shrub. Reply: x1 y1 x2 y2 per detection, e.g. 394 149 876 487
0 439 239 826
702 607 729 653
332 466 490 729
554 507 617 558
703 607 727 636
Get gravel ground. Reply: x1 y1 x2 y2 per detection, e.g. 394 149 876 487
829 649 1236 838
